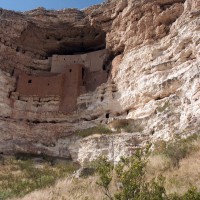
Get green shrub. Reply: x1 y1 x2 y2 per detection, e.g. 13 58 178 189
114 151 167 200
156 101 170 113
108 119 133 132
94 150 167 200
182 187 200 200
75 125 113 138
153 135 199 167
122 124 133 133
108 119 144 133
0 158 78 200
76 167 96 178
92 156 114 199
169 187 200 200
94 147 200 200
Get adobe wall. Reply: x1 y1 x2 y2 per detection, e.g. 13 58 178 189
15 49 108 113
85 71 107 92
51 49 106 73
84 50 106 72
59 64 84 113
16 73 64 97
16 64 85 113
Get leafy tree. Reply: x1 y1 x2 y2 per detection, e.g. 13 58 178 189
92 156 114 200
114 150 167 200
94 149 167 200
94 148 200 200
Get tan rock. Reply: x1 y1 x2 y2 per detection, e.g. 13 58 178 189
0 0 199 164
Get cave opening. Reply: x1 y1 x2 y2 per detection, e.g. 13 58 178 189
106 113 110 119
14 20 107 57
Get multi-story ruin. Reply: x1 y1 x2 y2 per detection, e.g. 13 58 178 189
12 49 108 113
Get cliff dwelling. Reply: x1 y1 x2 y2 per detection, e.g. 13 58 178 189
11 49 108 114
1 1 200 195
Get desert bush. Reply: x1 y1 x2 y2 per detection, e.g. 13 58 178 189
182 187 200 200
94 147 200 200
0 158 78 200
109 119 144 133
75 167 96 178
153 134 199 167
122 124 133 133
114 151 167 200
169 187 200 200
94 150 167 200
75 125 113 138
92 156 114 199
108 119 133 132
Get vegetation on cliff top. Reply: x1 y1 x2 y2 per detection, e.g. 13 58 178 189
75 125 113 138
75 119 144 138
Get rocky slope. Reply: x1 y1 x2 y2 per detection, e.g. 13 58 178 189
0 0 199 164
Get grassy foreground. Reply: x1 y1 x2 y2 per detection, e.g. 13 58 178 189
1 134 200 200
0 157 78 200
10 134 200 200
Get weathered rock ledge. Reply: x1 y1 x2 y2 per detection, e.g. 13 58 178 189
0 0 199 164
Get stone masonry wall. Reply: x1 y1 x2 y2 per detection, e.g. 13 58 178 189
17 73 64 97
51 49 106 73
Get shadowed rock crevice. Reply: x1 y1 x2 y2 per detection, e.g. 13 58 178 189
0 0 199 164
13 21 106 57
0 8 107 69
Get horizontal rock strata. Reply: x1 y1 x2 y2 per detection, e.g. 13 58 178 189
0 0 199 164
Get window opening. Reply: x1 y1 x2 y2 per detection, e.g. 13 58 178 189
106 113 109 118
82 68 85 80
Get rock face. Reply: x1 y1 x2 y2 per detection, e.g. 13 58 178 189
0 0 199 164
0 8 106 73
69 133 149 164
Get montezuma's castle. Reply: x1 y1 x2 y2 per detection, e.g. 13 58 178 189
12 50 108 114
0 0 200 163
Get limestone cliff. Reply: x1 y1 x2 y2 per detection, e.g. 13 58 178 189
0 0 199 164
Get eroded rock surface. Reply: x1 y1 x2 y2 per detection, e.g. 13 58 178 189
0 0 199 164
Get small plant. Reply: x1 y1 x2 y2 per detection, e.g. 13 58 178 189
75 125 113 138
0 158 78 200
94 149 168 200
94 145 200 200
182 187 200 200
156 101 170 113
108 119 143 133
122 124 133 133
92 156 114 200
153 134 199 167
169 187 200 200
76 167 96 178
108 119 131 132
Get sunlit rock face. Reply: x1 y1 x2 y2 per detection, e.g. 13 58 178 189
0 0 199 164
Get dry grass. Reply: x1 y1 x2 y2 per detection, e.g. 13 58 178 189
75 125 113 138
108 119 143 133
146 151 200 195
0 157 78 200
10 135 200 200
11 151 200 200
146 137 200 195
13 175 117 200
